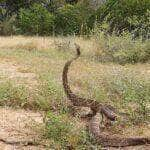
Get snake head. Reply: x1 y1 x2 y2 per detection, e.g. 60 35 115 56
74 43 81 56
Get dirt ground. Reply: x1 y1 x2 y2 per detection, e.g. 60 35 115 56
0 60 45 149
0 107 45 150
0 60 37 88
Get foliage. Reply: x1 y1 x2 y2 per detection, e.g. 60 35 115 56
0 0 40 16
45 112 89 149
128 10 150 40
18 4 55 35
55 4 80 35
105 70 150 123
96 0 150 38
44 0 66 13
45 112 73 142
35 73 64 111
0 15 17 35
1 0 149 36
0 81 29 107
55 1 94 35
92 31 150 64
76 0 95 35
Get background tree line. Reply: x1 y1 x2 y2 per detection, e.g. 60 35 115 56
0 0 149 38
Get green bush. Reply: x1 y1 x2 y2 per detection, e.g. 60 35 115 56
128 10 150 40
106 71 150 122
45 0 66 13
45 112 73 142
45 112 89 149
92 31 150 64
96 0 150 38
55 4 81 35
0 81 29 107
0 15 17 35
107 35 150 64
1 0 149 36
55 2 94 35
18 4 55 35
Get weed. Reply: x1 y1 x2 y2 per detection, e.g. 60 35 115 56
44 111 90 149
92 31 150 64
0 81 29 107
103 69 150 123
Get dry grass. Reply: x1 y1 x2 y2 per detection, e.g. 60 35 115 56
0 36 99 53
0 36 54 51
0 35 149 115
0 36 150 149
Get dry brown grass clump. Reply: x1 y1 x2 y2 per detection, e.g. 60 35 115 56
0 36 99 52
0 36 53 51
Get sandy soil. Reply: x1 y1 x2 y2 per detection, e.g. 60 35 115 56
0 60 37 89
0 107 45 150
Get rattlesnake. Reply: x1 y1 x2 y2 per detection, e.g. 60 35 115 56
62 44 150 147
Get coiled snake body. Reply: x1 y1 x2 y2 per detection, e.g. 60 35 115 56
62 44 150 147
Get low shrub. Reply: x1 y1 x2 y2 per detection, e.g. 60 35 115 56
0 15 17 35
92 31 150 64
103 69 150 123
96 0 150 39
44 112 89 149
18 4 55 35
55 2 94 35
55 4 81 35
0 81 29 107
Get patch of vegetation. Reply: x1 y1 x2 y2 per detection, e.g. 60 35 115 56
0 81 29 107
35 74 65 111
1 0 149 37
0 36 149 148
71 63 150 123
55 2 94 35
96 0 150 39
104 70 150 123
44 111 92 149
92 31 150 64
0 45 71 111
18 4 55 35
